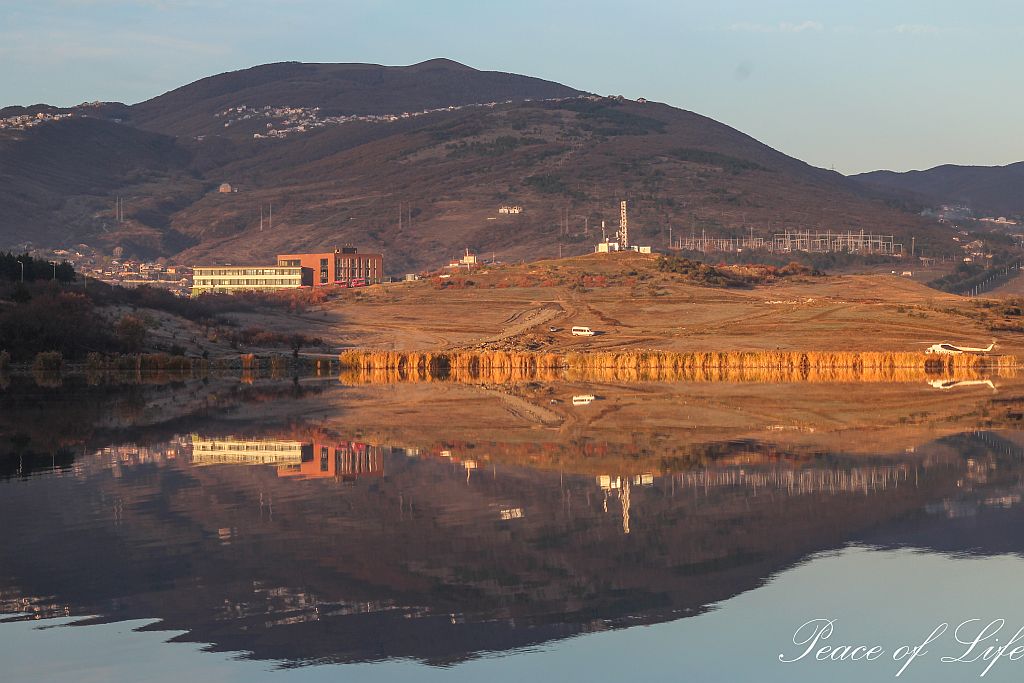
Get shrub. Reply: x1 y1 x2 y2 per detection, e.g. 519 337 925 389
115 315 148 353
0 290 115 360
32 351 63 373
270 355 288 378
220 326 321 351
667 148 768 174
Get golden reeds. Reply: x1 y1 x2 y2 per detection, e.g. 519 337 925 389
336 348 1017 385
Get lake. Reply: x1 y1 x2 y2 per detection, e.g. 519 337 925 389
3 373 1024 682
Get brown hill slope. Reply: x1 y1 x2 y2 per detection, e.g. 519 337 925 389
129 59 584 138
854 162 1024 217
0 117 202 253
170 95 946 272
0 60 949 270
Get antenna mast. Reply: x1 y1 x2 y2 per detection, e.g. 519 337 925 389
619 200 629 249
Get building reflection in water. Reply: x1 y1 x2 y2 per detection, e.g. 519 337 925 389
190 435 384 481
190 436 306 466
5 428 1024 667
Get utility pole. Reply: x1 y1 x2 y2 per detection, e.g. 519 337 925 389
18 259 24 283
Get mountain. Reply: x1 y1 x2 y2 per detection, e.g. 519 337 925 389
0 59 947 271
129 59 584 138
0 116 200 252
854 162 1024 218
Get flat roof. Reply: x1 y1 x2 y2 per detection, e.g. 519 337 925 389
192 265 305 271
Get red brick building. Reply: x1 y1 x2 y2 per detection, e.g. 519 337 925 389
276 247 383 286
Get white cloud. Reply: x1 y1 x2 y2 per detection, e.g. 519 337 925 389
728 20 823 34
781 21 824 33
883 24 947 36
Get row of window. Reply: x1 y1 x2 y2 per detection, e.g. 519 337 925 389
318 447 382 473
195 279 301 286
338 259 380 268
194 442 303 452
195 268 300 276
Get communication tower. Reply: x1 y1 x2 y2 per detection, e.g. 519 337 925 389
619 200 629 249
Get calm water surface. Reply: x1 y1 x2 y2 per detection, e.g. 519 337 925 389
3 375 1024 682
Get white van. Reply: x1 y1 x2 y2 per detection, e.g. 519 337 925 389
571 326 596 336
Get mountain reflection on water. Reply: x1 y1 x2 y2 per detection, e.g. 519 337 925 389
3 377 1024 667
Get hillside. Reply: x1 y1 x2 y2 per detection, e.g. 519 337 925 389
164 94 952 273
0 116 201 253
129 59 584 138
855 162 1024 218
0 59 951 271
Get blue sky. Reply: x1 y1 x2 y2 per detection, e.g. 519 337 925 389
1 0 1022 174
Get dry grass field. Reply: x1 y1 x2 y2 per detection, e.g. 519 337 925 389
224 252 1024 357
